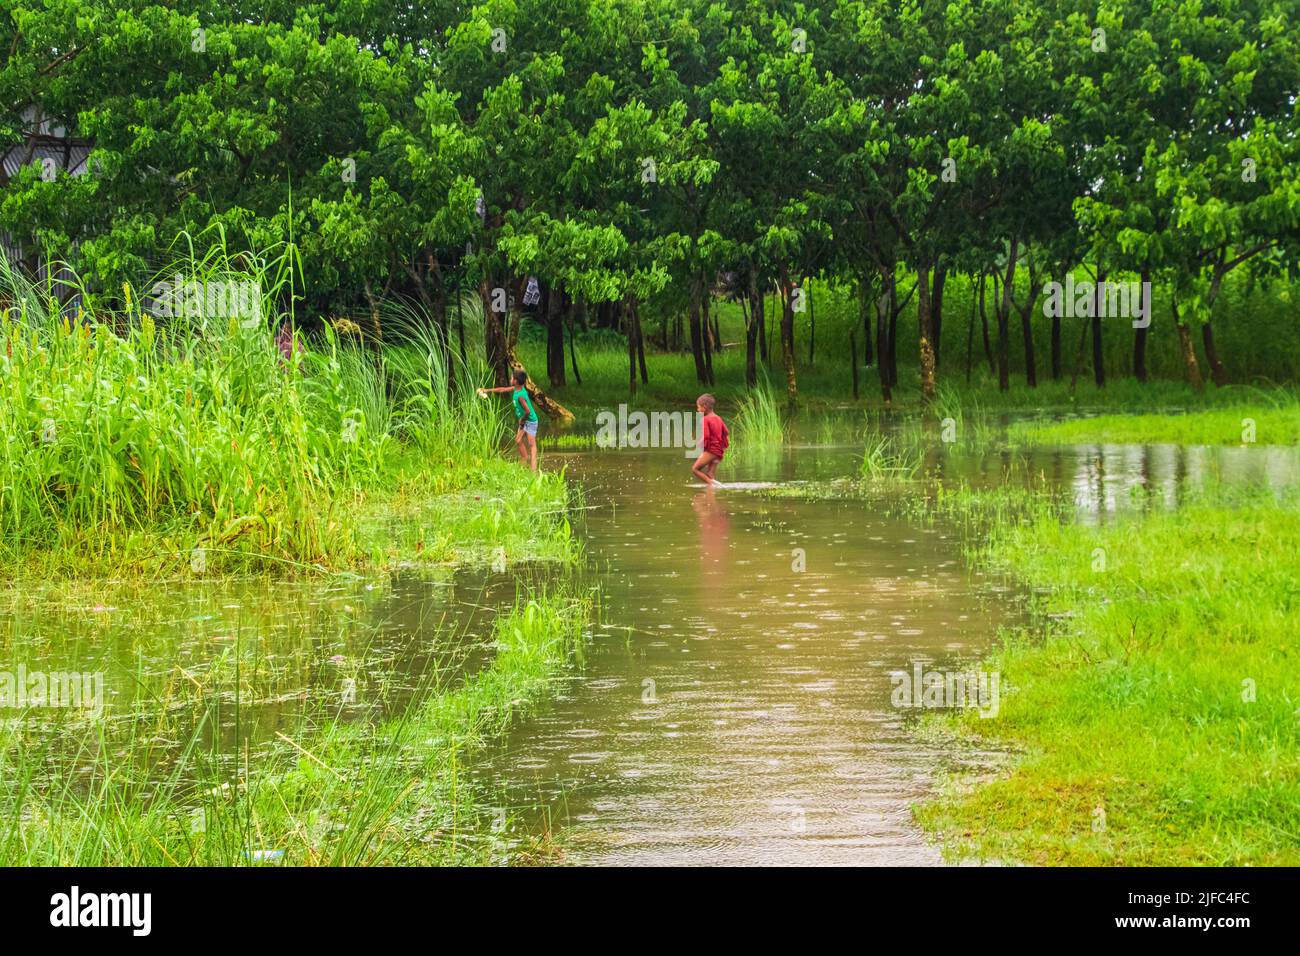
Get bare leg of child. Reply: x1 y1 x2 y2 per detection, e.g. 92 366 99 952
692 451 719 485
526 433 538 472
515 428 528 465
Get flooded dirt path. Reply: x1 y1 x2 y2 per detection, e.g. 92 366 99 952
477 445 1015 865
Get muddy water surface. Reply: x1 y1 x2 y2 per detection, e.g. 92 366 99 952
477 445 1014 865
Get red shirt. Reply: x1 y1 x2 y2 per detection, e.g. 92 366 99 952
702 412 729 456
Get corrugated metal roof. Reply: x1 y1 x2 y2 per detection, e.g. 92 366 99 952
1 138 92 181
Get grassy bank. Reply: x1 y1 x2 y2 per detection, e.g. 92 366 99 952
917 483 1300 865
0 593 588 865
1007 391 1300 446
0 246 565 578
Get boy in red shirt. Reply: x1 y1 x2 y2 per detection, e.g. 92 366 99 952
692 393 729 487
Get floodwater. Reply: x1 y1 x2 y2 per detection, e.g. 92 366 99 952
3 425 1297 863
474 443 1014 865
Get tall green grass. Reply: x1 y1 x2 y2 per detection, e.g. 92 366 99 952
733 381 784 451
0 237 517 576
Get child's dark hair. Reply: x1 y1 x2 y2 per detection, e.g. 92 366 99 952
696 393 716 411
512 368 528 386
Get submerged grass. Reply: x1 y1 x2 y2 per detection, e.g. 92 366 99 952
0 592 589 865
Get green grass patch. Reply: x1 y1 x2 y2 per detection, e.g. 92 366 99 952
1007 393 1300 447
917 484 1300 865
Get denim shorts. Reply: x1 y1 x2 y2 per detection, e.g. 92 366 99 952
520 419 538 437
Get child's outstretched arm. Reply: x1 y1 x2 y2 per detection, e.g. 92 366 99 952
476 385 514 396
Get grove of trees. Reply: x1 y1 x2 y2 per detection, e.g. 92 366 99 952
3 0 1298 408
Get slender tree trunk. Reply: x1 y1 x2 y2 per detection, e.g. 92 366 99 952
636 306 648 385
1202 322 1228 386
859 274 874 366
480 278 510 385
807 279 815 365
688 275 709 384
1133 269 1150 383
887 297 899 390
746 280 762 388
430 257 453 391
1092 267 1106 387
702 286 715 383
1050 284 1062 383
849 330 859 399
627 298 638 398
1172 299 1203 391
931 265 946 369
965 274 977 383
363 279 383 348
778 268 798 404
1019 311 1037 387
995 283 1010 391
456 272 466 364
568 303 583 386
916 264 937 402
546 286 566 387
978 271 994 375
1017 269 1039 389
876 272 893 405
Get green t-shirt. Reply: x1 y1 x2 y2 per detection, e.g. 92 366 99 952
512 386 538 422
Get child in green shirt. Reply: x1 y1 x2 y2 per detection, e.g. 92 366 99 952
478 368 539 471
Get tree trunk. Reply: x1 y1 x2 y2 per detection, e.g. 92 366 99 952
627 298 638 399
778 269 798 404
688 276 709 384
480 278 510 385
965 275 977 383
1050 302 1062 381
546 285 566 387
568 302 583 386
978 272 994 375
1091 267 1106 388
456 271 467 364
916 264 937 402
636 307 648 384
807 279 815 365
1173 299 1203 391
702 288 716 383
1019 310 1037 388
746 280 761 388
931 265 946 369
1202 322 1227 386
430 256 453 391
844 329 856 402
1133 269 1150 383
876 272 892 404
363 279 383 349
859 274 874 366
